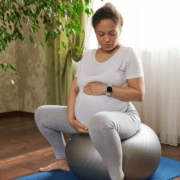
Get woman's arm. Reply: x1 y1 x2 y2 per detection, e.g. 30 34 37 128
83 77 145 102
104 77 145 102
67 90 79 124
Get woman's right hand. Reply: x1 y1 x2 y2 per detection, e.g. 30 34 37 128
69 119 89 134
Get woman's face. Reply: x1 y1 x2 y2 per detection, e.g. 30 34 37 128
95 19 121 52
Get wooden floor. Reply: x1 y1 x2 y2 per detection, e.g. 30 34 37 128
0 111 180 180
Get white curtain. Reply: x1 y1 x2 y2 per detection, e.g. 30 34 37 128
89 0 180 146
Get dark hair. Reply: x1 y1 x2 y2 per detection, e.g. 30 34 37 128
92 3 124 33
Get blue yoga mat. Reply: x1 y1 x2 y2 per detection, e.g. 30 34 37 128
15 157 180 180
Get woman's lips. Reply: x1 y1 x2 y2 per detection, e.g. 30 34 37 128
104 44 111 47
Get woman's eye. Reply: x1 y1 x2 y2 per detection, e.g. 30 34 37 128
100 34 115 37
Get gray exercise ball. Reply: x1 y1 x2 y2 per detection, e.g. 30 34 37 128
65 123 162 180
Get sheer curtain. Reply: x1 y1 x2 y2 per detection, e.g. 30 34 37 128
89 0 180 146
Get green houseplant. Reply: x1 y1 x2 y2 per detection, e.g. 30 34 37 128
0 0 103 85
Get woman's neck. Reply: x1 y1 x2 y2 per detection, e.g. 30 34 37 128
100 44 121 54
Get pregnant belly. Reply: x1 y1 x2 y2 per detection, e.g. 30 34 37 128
75 90 128 127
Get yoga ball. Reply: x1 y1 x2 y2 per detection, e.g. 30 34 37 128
65 123 162 180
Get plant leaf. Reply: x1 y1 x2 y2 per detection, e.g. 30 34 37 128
29 36 34 44
26 18 29 24
62 42 66 49
75 46 82 51
41 42 45 49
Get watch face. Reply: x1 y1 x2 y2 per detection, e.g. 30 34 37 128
107 86 112 92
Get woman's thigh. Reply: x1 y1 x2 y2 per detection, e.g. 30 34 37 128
34 105 79 134
89 110 141 140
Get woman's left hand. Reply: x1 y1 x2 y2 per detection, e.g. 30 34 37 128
83 82 106 96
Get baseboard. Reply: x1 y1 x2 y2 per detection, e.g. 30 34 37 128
0 110 34 120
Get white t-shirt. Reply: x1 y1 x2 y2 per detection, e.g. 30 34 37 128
74 46 144 127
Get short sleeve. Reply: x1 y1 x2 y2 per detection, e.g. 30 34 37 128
75 50 88 77
75 60 83 77
125 48 144 79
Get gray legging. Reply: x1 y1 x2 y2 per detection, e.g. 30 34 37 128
34 103 141 180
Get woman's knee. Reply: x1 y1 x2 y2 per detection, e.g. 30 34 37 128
89 111 114 132
34 105 47 124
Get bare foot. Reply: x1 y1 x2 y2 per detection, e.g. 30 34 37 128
39 159 71 172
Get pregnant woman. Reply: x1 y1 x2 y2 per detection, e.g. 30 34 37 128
34 3 145 180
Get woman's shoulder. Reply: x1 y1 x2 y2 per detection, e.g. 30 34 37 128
121 46 132 50
83 48 98 56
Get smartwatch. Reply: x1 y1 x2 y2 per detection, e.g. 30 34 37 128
106 85 113 96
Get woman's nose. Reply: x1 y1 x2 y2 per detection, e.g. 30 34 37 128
105 35 110 42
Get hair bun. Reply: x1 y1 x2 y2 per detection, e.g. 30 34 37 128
104 3 117 13
104 3 115 8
